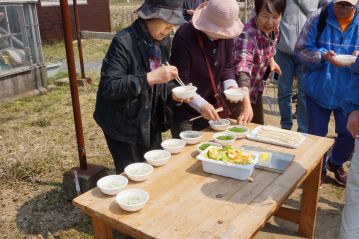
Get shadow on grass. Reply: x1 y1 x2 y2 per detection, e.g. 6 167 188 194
259 204 343 239
16 187 92 237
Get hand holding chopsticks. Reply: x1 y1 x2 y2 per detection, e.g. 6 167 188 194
165 61 186 86
147 63 179 85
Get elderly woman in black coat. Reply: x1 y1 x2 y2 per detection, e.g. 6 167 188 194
94 0 186 173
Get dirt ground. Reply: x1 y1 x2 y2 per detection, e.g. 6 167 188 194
0 81 346 239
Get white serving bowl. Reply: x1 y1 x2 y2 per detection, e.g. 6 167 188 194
213 132 236 146
161 139 186 154
96 175 128 196
223 88 246 102
179 130 202 145
334 54 357 66
116 189 149 212
196 141 222 153
172 86 197 100
124 163 153 182
226 125 249 139
144 149 171 167
209 119 230 131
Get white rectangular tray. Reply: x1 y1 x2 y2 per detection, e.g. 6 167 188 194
245 126 306 149
196 146 258 180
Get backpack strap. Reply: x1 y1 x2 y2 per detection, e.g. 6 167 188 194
293 0 309 17
316 5 329 45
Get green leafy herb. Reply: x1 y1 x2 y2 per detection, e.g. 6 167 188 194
216 135 234 141
199 143 211 150
229 127 247 133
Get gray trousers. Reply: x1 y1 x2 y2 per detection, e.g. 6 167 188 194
341 139 359 239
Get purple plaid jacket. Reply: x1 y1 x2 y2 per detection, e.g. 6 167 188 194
234 18 279 104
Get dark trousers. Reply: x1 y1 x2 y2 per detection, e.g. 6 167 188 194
251 94 264 125
306 96 354 172
104 132 162 173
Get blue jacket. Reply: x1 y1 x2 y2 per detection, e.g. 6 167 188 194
343 57 359 114
295 3 359 109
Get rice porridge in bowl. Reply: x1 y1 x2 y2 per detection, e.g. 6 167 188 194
116 189 149 212
96 175 128 195
172 86 197 100
124 163 153 182
209 119 230 131
144 149 171 167
161 139 186 154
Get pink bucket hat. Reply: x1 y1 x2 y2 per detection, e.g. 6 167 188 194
192 0 244 39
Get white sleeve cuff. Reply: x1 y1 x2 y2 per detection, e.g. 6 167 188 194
223 79 238 90
188 94 208 113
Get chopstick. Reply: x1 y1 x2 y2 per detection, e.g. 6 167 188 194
189 107 223 122
165 61 186 86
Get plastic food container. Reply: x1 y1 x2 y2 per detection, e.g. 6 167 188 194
196 146 258 180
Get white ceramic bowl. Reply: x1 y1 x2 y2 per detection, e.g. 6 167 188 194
124 163 153 182
96 175 128 195
334 54 357 66
196 141 222 153
172 86 197 100
116 189 149 212
179 130 202 145
209 119 230 131
161 139 186 154
213 132 236 146
226 125 249 139
144 149 171 167
223 88 246 102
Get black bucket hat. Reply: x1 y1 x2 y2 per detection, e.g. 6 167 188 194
136 0 186 25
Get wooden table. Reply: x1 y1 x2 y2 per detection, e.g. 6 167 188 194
73 124 334 239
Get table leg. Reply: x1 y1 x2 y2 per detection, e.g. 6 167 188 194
298 158 322 238
92 216 113 239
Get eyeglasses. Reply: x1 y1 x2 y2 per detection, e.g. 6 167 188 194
334 3 356 10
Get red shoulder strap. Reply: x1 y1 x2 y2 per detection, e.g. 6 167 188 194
195 30 218 97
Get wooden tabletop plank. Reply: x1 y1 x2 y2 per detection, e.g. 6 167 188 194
204 137 333 239
182 170 278 239
151 169 263 238
73 124 334 239
75 158 206 232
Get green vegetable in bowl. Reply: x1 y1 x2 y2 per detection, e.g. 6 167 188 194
229 127 247 133
216 135 234 141
199 143 211 151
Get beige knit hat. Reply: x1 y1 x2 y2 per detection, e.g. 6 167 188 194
333 0 358 5
192 0 243 39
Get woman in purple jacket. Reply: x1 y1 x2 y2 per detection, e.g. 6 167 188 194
170 0 252 137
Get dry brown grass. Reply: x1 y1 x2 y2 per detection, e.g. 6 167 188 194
0 72 113 183
0 71 113 238
42 39 111 63
110 5 140 32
